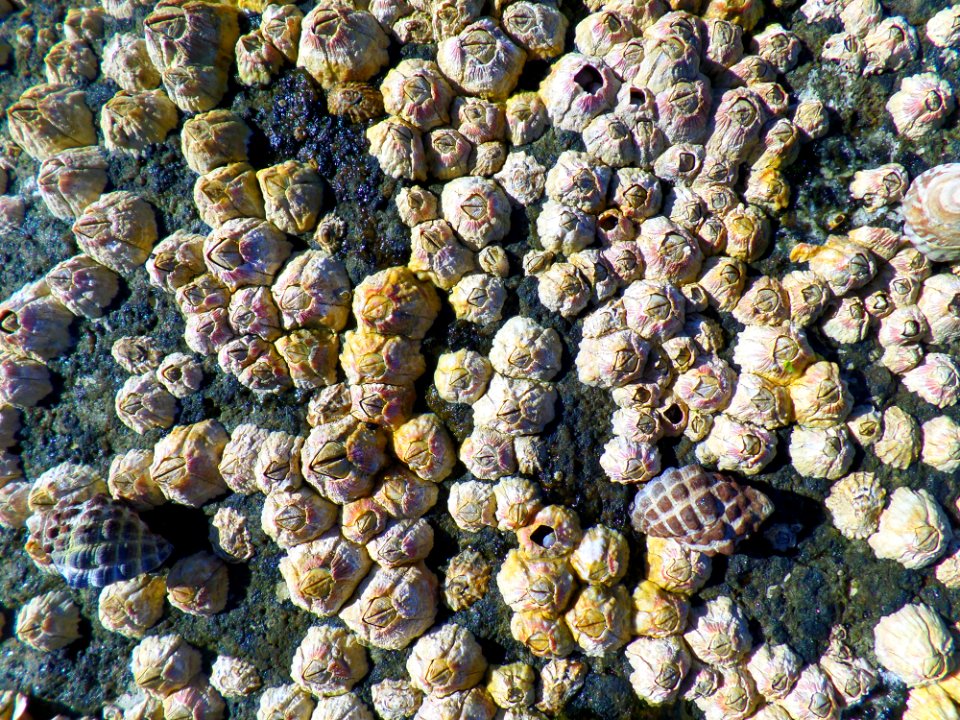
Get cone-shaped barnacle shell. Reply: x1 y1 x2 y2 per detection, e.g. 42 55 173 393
272 251 352 333
564 584 631 656
625 636 692 705
849 163 908 212
131 633 202 697
904 164 960 262
536 200 596 256
279 530 370 617
486 663 536 711
874 603 956 687
408 218 475 289
510 610 575 659
414 688 496 720
256 161 323 235
161 675 225 720
819 632 878 707
904 685 960 720
731 276 789 327
370 679 422 720
788 361 852 428
0 481 31 529
903 353 960 409
781 270 831 328
516 505 582 560
497 548 574 617
874 406 920 470
776 664 839 720
926 6 960 48
381 59 454 131
645 536 711 596
570 525 628 587
887 73 955 141
683 596 752 667
407 623 486 698
366 117 426 181
290 625 368 698
297 5 387 90
102 33 160 92
6 83 96 161
352 266 439 340
440 176 510 250
540 53 619 133
695 414 777 475
151 420 228 507
789 425 855 480
448 272 507 326
489 316 562 382
447 481 496 533
181 110 250 175
0 282 68 362
367 518 433 569
210 506 253 563
745 643 801 701
0 355 53 409
72 191 158 275
631 580 689 638
791 236 877 297
37 147 108 220
545 150 611 214
460 426 517 480
210 655 260 698
824 472 886 540
868 487 951 569
341 563 438 650
16 589 80 652
108 449 164 511
732 324 814 386
257 684 315 720
146 231 206 294
391 414 455 482
327 82 383 124
725 373 793 429
442 549 490 613
28 462 107 514
435 349 492 405
98 573 166 639
436 18 526 101
101 90 178 156
263 486 336 549
166 551 228 616
923 416 960 473
918 273 960 344
576 329 649 390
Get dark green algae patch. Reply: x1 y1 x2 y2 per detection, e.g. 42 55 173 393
2 0 960 718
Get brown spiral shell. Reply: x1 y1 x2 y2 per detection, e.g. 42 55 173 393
903 163 960 262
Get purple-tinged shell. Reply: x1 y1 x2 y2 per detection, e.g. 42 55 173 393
39 494 172 589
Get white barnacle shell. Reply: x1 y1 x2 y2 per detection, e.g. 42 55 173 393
927 6 960 48
824 472 886 540
922 416 960 473
745 643 801 701
849 163 908 212
683 596 751 667
874 406 920 470
788 361 852 428
820 633 878 707
789 425 854 480
868 487 951 569
904 164 960 262
695 414 777 476
777 664 840 720
873 603 956 687
903 353 960 409
624 636 691 705
886 74 955 141
489 316 562 382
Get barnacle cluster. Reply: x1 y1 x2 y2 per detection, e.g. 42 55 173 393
1 0 960 717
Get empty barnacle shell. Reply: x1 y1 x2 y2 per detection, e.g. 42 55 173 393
341 563 438 651
132 633 202 698
98 573 166 639
631 464 773 555
541 53 619 133
516 505 582 560
16 589 80 652
437 18 526 101
874 603 956 687
7 83 96 161
868 487 951 569
297 4 387 89
625 636 691 705
290 624 368 698
37 146 108 220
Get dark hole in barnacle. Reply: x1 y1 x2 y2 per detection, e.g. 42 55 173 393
598 214 619 231
574 65 604 94
662 403 684 424
529 524 556 548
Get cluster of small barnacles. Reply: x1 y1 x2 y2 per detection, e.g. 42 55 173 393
3 0 960 716
813 0 960 141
